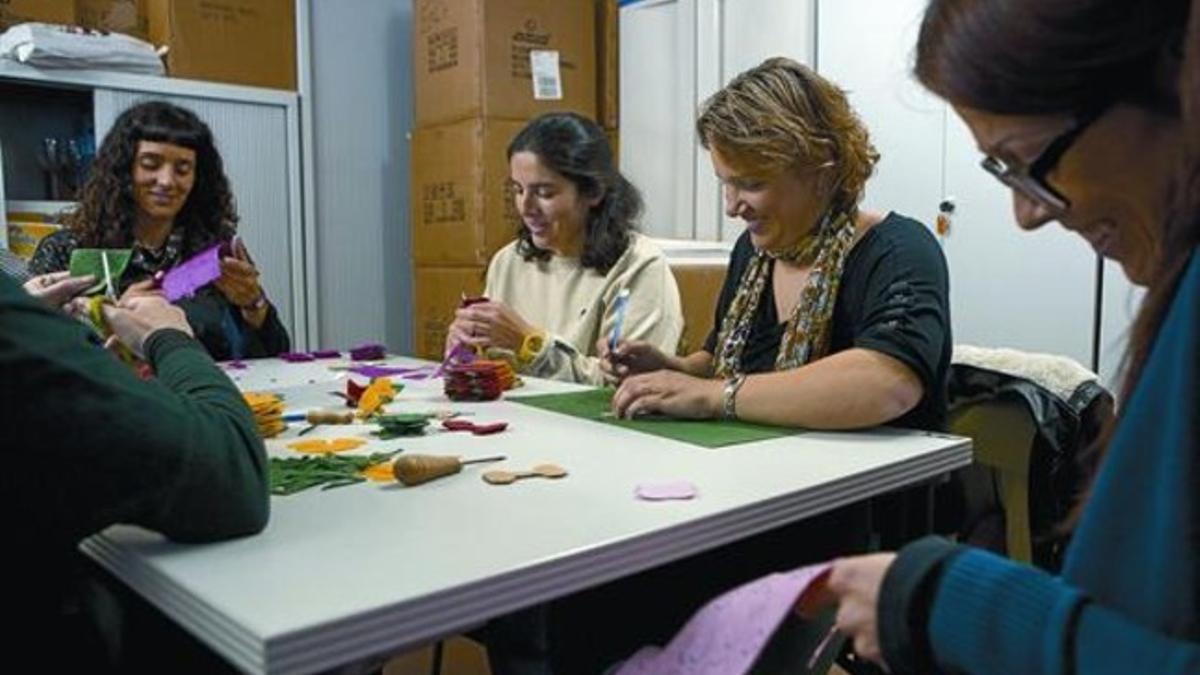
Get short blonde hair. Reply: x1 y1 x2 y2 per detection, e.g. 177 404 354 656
696 57 879 211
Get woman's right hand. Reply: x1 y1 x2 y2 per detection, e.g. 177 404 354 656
597 339 675 383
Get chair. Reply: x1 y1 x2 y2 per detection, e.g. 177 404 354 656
948 399 1038 564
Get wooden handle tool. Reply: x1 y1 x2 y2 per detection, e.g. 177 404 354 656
393 454 506 486
482 464 568 485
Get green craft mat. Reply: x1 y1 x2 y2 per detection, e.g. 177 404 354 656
69 248 133 295
509 387 800 448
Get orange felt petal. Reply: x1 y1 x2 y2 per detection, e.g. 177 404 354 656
360 462 396 482
287 438 368 454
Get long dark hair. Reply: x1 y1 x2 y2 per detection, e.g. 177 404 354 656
66 100 238 253
916 0 1200 505
507 112 641 273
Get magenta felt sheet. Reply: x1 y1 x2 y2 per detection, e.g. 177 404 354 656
162 244 222 301
613 563 832 675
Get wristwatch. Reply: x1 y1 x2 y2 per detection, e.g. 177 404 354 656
722 373 747 420
517 331 547 366
242 292 268 312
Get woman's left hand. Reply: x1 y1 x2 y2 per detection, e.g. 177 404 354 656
611 370 722 419
826 553 897 669
216 237 261 305
455 300 535 352
216 237 268 327
24 271 95 309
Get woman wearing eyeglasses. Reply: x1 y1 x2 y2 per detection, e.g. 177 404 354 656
818 1 1200 673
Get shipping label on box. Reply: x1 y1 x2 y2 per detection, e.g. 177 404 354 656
413 265 487 360
410 117 526 266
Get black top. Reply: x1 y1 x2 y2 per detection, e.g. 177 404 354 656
30 229 290 361
0 272 268 667
704 212 951 430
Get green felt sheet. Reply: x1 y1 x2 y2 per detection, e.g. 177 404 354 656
69 248 132 295
509 387 800 448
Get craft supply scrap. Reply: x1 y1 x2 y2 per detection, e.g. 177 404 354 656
444 360 518 401
269 449 402 495
243 391 285 438
373 413 432 439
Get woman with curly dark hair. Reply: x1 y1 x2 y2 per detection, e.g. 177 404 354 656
446 112 682 384
29 100 289 360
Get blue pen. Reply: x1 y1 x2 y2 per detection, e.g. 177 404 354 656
608 288 631 351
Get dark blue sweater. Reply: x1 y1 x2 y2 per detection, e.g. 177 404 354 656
884 250 1200 674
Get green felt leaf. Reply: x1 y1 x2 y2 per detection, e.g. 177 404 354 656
510 388 802 448
69 249 133 296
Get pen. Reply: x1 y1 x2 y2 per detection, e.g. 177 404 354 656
608 287 630 351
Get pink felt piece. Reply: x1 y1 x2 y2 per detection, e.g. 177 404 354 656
635 480 698 501
310 349 341 359
614 563 833 675
162 244 223 301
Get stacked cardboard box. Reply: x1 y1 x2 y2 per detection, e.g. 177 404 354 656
6 0 297 90
411 0 599 359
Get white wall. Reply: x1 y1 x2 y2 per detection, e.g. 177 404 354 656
308 0 414 353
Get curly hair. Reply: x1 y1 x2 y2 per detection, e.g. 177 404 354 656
507 112 642 273
696 57 879 214
65 100 238 253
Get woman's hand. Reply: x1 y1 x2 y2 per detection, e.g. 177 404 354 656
452 300 535 353
611 370 722 419
216 237 268 328
597 339 676 384
826 553 897 669
23 271 95 309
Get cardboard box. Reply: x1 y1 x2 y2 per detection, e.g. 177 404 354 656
146 0 295 90
0 0 76 30
77 0 148 40
414 0 596 126
413 265 487 360
410 117 526 266
669 262 728 355
596 0 618 129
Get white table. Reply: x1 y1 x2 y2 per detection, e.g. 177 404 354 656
82 357 971 674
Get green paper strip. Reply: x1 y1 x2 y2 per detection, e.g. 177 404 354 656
69 248 133 296
510 388 801 448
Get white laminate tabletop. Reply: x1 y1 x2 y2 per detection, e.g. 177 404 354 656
83 356 971 674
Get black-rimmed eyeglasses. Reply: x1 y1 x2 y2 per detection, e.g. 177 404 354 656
980 107 1106 214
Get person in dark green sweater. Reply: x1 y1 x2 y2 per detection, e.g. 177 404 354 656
819 1 1200 673
1 270 269 668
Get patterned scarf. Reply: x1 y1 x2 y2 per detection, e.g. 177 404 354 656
712 208 857 378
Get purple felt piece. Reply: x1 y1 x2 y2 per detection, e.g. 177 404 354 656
162 244 222 301
613 563 832 675
279 352 316 363
310 349 341 359
222 360 248 370
349 343 387 361
349 365 426 378
635 480 698 501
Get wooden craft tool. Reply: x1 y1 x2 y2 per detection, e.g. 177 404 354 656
392 453 505 486
296 409 356 436
482 464 568 485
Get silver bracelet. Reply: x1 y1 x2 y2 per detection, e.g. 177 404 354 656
722 373 747 420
